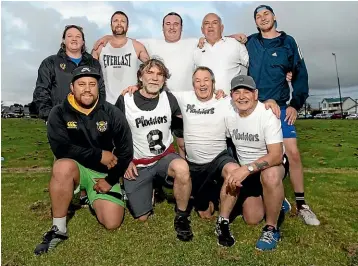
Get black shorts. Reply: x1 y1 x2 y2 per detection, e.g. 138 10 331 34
187 150 237 211
230 154 289 220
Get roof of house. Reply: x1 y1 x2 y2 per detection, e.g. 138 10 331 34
322 97 350 103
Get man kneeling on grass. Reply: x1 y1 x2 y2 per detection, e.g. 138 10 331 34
34 66 133 255
223 75 287 251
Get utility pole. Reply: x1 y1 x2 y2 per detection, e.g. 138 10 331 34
332 53 344 118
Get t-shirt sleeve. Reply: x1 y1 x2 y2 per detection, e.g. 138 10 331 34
167 92 183 138
235 41 249 67
167 92 182 116
263 111 283 145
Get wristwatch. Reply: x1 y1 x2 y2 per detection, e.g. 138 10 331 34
246 164 254 174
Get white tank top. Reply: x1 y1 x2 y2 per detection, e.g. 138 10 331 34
99 39 139 104
124 92 173 161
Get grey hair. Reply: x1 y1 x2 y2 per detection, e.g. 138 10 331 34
202 13 222 26
192 66 216 85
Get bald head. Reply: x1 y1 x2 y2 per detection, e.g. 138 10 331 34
201 13 224 45
202 13 222 25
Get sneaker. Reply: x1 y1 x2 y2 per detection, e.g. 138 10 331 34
255 225 280 251
215 220 235 247
174 215 193 242
282 198 292 215
297 204 320 226
34 225 68 255
80 195 90 208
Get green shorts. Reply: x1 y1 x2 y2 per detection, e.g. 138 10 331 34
73 162 125 208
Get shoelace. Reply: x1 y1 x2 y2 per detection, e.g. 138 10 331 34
260 230 275 244
300 208 316 219
42 228 58 242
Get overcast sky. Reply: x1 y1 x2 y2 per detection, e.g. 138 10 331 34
1 1 358 108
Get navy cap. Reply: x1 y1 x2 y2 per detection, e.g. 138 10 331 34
71 66 101 83
231 75 257 91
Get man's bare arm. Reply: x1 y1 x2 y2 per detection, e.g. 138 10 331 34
91 45 103 60
132 40 150 63
247 142 284 173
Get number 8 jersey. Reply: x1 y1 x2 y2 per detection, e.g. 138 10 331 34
124 92 173 160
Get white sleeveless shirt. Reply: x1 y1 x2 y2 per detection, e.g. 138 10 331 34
99 39 139 104
124 92 173 160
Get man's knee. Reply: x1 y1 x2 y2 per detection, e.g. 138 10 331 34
136 214 150 222
243 212 264 225
170 159 190 181
284 142 301 162
100 218 123 230
261 169 282 188
242 197 264 225
52 159 79 180
94 201 124 230
222 162 240 179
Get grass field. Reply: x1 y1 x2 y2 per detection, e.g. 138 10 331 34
1 118 358 266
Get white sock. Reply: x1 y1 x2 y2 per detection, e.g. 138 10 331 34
53 217 67 233
218 215 229 223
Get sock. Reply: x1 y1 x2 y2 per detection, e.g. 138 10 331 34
295 192 306 209
53 217 67 233
176 208 188 217
217 215 229 224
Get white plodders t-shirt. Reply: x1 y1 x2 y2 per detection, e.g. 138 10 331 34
139 38 197 92
193 37 249 95
225 101 283 165
99 39 139 104
124 92 173 163
173 91 231 164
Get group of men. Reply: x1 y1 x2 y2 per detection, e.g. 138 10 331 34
33 5 320 256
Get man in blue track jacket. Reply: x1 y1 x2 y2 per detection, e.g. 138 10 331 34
245 5 320 226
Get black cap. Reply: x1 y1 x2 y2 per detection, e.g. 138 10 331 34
71 66 101 83
230 75 257 91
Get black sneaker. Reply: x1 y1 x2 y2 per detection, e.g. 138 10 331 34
174 215 193 242
80 195 90 208
215 220 235 247
34 225 68 255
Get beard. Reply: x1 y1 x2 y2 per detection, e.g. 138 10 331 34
75 94 98 109
112 26 127 36
143 84 162 96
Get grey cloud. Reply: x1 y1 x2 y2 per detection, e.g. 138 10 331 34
213 1 358 106
1 1 357 108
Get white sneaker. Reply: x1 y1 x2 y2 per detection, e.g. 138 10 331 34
297 205 320 226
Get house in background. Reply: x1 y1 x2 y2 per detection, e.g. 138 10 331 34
321 97 357 114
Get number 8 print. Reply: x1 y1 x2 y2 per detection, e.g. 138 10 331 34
147 129 166 155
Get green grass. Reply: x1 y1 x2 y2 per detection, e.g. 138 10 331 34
1 118 358 266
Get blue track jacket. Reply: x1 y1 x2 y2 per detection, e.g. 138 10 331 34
246 31 309 110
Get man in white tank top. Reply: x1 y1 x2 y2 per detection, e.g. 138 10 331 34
224 75 286 251
115 58 193 242
92 11 149 104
